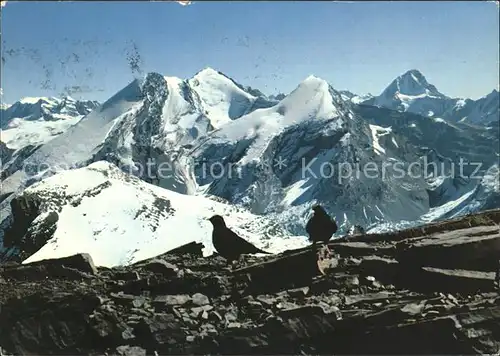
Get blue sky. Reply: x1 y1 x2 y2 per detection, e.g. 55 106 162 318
1 1 499 104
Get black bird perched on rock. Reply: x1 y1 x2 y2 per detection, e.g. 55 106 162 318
208 215 271 263
306 205 338 243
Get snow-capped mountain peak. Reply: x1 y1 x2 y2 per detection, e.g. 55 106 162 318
386 69 445 99
188 67 274 128
4 96 99 121
275 75 342 122
191 67 253 97
371 69 450 116
399 69 430 90
294 75 332 95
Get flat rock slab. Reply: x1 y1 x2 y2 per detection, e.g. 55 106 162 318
413 267 496 293
1 253 97 281
396 225 500 271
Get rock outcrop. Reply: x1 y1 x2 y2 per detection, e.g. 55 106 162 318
0 210 499 355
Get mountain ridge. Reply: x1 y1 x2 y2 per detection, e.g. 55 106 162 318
364 69 498 124
1 96 100 150
0 67 498 265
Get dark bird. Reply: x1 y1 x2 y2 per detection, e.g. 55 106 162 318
306 205 338 244
208 215 271 263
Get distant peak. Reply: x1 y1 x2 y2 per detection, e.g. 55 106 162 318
384 69 445 98
60 95 76 102
305 74 320 81
403 69 425 78
192 67 236 84
300 74 329 87
398 69 429 86
283 75 333 101
194 67 223 78
190 67 260 98
483 88 500 100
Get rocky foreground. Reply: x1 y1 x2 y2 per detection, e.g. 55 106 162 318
1 209 500 355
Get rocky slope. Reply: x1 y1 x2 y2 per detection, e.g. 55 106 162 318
443 89 499 125
0 209 499 355
353 103 500 228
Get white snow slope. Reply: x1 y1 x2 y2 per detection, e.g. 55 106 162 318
188 68 263 127
21 161 308 267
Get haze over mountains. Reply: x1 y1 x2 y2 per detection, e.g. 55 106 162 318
0 68 498 266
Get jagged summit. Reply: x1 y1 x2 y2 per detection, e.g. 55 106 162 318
18 96 56 105
402 69 426 81
485 88 499 98
366 69 499 124
384 69 445 98
371 69 450 116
